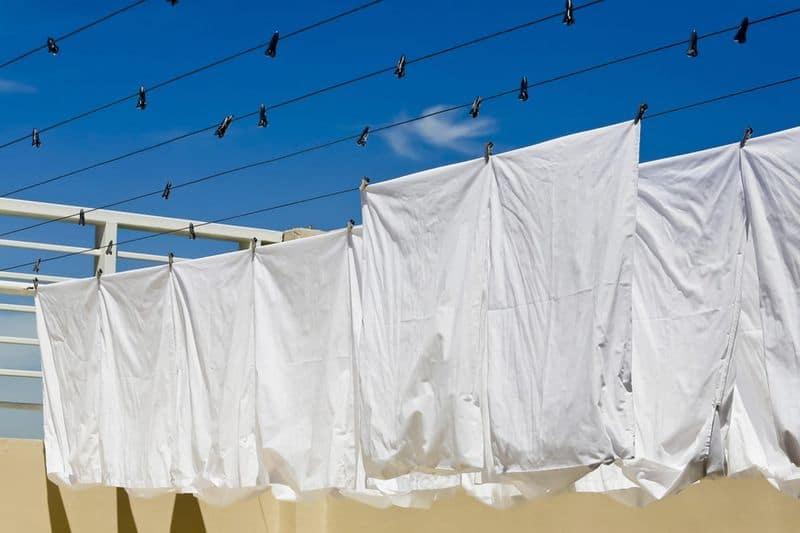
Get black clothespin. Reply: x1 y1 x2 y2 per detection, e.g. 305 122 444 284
563 0 575 26
265 31 279 58
32 128 41 148
168 252 174 271
687 30 699 57
518 76 529 102
347 219 355 232
360 176 370 191
258 104 268 128
634 103 648 124
469 96 482 118
136 86 147 110
188 223 197 240
394 54 407 78
32 277 39 292
215 115 233 138
484 142 494 163
162 181 172 199
106 240 114 255
740 126 753 148
47 37 59 55
78 209 86 226
33 258 41 273
734 17 749 44
357 126 370 147
96 268 103 280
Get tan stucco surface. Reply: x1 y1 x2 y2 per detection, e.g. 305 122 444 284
2 438 800 532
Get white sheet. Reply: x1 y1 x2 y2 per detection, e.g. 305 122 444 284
576 141 748 504
357 121 641 487
38 230 361 504
736 126 800 494
486 122 639 496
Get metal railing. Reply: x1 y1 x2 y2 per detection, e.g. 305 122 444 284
0 196 285 394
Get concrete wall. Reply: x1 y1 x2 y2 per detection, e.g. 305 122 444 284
2 439 800 532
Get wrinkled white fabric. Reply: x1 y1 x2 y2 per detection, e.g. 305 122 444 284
357 158 494 478
578 126 800 505
38 230 361 504
576 142 748 504
487 122 639 496
735 126 800 494
357 121 640 486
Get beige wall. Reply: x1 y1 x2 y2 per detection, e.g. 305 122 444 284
2 438 800 532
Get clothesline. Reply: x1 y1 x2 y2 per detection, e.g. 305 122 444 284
7 71 800 275
35 120 800 508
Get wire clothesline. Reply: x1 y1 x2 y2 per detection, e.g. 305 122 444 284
0 0 384 151
2 6 796 209
0 0 610 199
5 72 799 276
0 0 151 71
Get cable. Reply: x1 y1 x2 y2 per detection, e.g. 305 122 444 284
0 0 150 70
5 4 797 200
0 0 383 151
2 72 798 275
0 0 606 198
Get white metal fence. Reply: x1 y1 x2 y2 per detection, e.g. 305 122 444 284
0 196 284 435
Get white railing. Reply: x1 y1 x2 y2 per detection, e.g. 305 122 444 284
0 196 287 395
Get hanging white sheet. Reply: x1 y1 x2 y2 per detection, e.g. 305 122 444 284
38 229 361 504
357 121 640 486
486 122 639 496
733 126 800 495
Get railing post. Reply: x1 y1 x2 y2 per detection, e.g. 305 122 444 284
94 221 118 274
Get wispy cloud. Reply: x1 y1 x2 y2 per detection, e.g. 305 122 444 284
383 104 496 159
0 79 37 94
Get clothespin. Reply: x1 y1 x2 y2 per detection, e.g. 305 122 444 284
265 31 279 58
258 104 268 128
484 142 494 163
96 268 103 280
188 223 197 240
168 252 174 271
162 181 172 199
215 115 233 138
394 54 407 78
469 96 482 118
357 126 370 147
250 237 259 257
518 76 529 102
32 128 41 148
78 209 86 226
47 37 59 55
359 176 370 191
740 126 753 148
32 277 39 292
687 30 699 57
136 86 147 110
106 240 114 255
563 0 575 26
33 258 41 273
634 103 648 124
734 17 749 44
347 219 355 233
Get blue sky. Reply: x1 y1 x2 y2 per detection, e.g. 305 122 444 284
0 0 798 435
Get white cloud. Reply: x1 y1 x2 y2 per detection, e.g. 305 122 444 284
383 104 496 159
0 79 37 94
